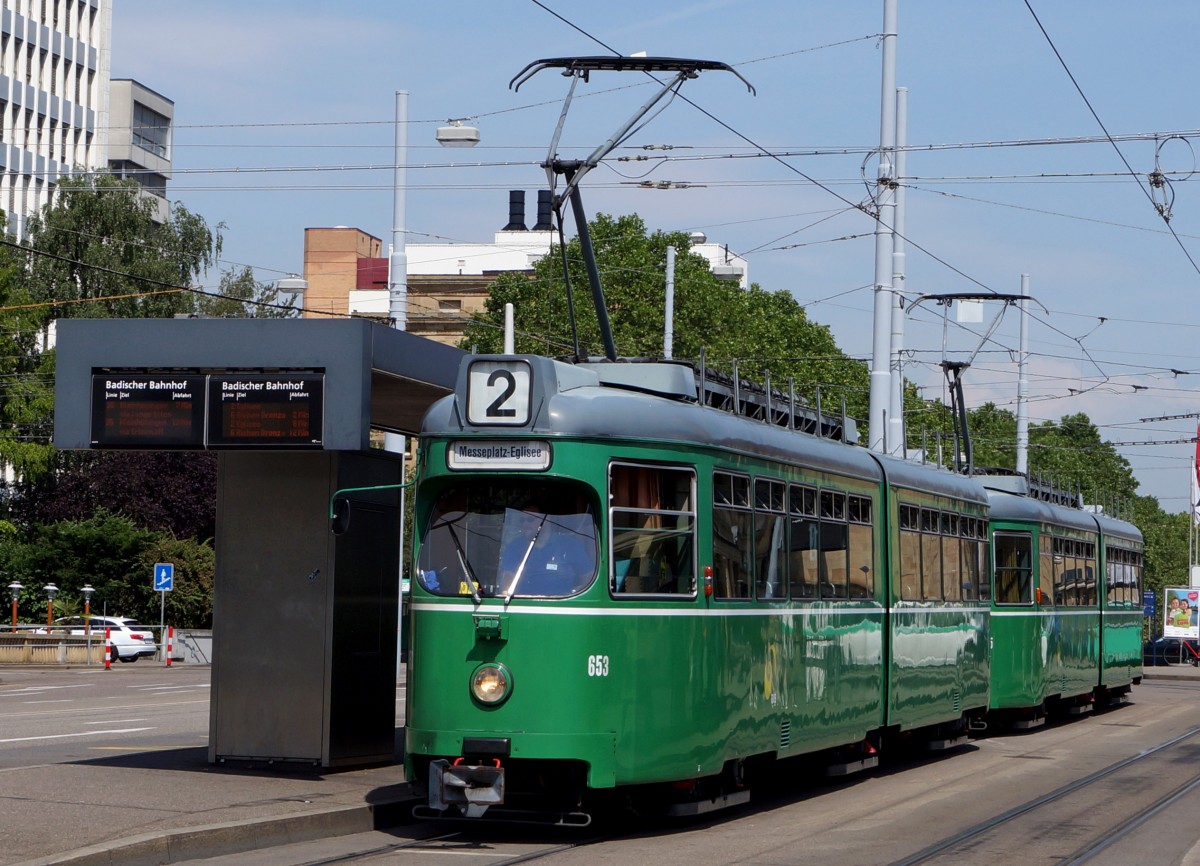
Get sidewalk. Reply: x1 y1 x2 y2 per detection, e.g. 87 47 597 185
1 666 419 866
1140 661 1200 681
7 749 418 866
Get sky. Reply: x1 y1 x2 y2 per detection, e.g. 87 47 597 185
111 1 1200 514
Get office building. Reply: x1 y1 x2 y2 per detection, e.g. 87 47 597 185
0 0 112 237
107 78 172 224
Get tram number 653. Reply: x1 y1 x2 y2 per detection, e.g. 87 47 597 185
587 655 610 677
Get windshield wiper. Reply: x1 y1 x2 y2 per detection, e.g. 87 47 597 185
445 523 482 603
504 514 547 603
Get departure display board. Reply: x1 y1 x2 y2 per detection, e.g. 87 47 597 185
207 374 324 447
90 374 206 448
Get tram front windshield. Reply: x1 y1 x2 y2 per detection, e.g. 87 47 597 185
417 481 598 598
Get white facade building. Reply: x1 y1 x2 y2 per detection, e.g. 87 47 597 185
107 78 172 223
406 233 747 286
0 0 112 237
349 231 748 318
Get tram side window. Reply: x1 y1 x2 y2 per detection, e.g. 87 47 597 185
820 490 849 598
942 512 962 601
1133 549 1144 601
1055 537 1098 607
993 531 1033 604
713 471 752 599
610 463 696 596
1105 547 1123 606
1080 542 1097 605
847 495 874 598
754 478 787 600
1053 537 1071 605
920 508 943 600
899 504 921 600
1054 537 1093 606
788 484 819 599
960 517 980 600
1039 534 1054 605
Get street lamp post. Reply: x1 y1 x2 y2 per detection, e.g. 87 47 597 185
7 581 20 632
82 583 94 629
43 583 57 628
81 583 95 663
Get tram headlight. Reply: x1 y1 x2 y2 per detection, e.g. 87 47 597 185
470 663 512 706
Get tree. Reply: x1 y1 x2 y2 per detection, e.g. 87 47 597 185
194 265 295 318
0 176 226 483
462 212 870 418
1132 497 1187 609
2 510 215 627
22 175 221 319
1029 413 1138 500
27 451 217 540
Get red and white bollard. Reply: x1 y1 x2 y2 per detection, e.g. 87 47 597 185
166 625 173 668
104 627 112 670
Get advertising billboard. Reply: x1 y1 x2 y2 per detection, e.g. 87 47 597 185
1163 586 1200 639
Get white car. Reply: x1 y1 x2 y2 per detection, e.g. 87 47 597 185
52 616 158 662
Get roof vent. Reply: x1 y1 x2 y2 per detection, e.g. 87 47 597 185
503 190 526 231
533 189 554 231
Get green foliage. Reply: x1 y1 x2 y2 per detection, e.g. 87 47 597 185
2 510 214 628
28 451 217 540
22 175 221 319
195 265 295 318
461 212 869 418
966 404 1137 499
0 176 227 481
139 535 215 629
1132 497 1188 606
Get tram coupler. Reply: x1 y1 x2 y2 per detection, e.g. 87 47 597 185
428 757 505 818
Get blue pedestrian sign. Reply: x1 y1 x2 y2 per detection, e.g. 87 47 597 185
154 563 174 592
1144 589 1156 619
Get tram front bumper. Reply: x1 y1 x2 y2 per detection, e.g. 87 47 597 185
407 729 619 788
429 758 505 817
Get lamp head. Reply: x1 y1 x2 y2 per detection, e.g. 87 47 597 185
436 119 480 148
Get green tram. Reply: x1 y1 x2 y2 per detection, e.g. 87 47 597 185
405 355 991 822
985 474 1143 728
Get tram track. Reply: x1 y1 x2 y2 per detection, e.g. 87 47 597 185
258 828 607 866
890 725 1200 866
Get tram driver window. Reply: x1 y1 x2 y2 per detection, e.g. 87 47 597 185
417 482 599 599
993 532 1033 604
609 463 696 596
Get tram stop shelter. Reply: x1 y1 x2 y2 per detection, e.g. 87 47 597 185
54 317 465 767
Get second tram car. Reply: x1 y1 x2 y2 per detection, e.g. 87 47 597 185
984 473 1143 727
404 355 993 821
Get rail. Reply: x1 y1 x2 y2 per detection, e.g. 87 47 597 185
0 626 213 665
0 630 107 664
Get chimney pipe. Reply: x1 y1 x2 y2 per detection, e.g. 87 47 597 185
503 190 526 231
533 189 554 231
